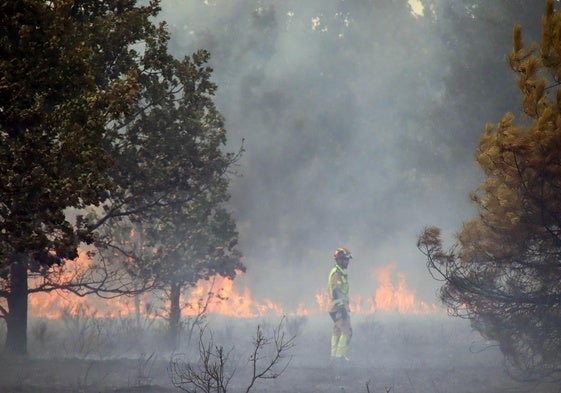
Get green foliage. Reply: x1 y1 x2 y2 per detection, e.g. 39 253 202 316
80 0 246 349
0 0 243 354
0 0 243 291
418 0 561 381
0 0 161 270
92 21 245 302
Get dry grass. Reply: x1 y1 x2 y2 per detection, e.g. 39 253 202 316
0 314 559 393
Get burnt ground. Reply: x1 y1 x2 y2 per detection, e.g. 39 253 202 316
0 356 557 393
0 314 558 393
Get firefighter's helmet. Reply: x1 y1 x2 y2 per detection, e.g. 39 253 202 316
333 247 352 261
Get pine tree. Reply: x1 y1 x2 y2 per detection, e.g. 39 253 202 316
418 0 561 380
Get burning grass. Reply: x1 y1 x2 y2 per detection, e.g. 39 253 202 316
25 262 441 321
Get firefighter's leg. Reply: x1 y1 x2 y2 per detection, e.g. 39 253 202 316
331 334 339 358
331 315 342 359
335 316 352 359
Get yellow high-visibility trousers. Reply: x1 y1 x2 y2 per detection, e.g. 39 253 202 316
337 334 350 357
330 310 352 359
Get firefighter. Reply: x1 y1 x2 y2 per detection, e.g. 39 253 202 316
328 247 353 363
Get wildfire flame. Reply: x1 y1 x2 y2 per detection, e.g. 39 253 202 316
367 262 439 314
25 254 439 319
185 276 285 318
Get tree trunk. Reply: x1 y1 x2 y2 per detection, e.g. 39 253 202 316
134 281 141 328
168 281 181 350
5 258 28 355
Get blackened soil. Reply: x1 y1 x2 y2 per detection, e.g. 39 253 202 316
0 356 558 393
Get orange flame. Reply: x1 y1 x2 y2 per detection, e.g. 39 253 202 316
27 250 98 319
184 276 285 318
26 257 438 319
26 250 150 319
367 262 439 314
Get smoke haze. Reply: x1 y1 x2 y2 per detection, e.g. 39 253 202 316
156 0 542 311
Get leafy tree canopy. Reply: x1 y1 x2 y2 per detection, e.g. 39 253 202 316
0 0 242 290
0 0 244 355
92 36 245 295
0 0 160 271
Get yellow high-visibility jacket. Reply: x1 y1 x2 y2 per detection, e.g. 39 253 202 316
328 264 349 313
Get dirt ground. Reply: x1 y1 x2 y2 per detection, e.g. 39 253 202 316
0 315 558 393
0 356 557 393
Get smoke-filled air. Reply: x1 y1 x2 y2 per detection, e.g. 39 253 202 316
157 0 538 310
3 0 561 392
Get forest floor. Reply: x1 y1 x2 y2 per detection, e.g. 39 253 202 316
0 314 558 393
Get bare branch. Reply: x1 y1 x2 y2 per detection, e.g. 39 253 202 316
168 326 235 393
244 316 295 393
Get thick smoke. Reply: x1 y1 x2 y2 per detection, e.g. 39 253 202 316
156 0 541 310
